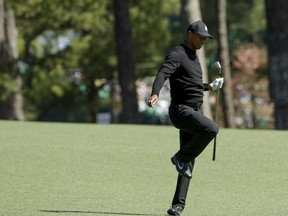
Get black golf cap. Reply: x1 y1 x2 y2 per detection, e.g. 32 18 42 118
187 20 212 39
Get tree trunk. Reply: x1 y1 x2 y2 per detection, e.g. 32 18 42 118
181 0 213 120
0 0 25 120
7 9 25 121
0 0 9 117
265 0 288 129
0 0 6 56
216 0 235 128
111 70 119 123
113 0 139 123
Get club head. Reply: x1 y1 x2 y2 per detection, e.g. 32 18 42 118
215 61 221 69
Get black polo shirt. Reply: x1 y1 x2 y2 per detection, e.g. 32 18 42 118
151 40 210 107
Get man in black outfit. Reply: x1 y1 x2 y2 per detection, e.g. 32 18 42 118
147 20 224 216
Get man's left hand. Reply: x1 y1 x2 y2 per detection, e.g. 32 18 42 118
210 77 224 91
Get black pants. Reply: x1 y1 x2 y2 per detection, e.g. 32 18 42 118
168 104 219 206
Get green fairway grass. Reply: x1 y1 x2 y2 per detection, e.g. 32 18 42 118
0 120 288 216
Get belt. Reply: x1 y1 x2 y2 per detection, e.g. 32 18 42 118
187 102 202 108
187 103 202 110
171 101 203 110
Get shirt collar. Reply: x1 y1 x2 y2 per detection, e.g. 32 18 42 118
180 40 196 53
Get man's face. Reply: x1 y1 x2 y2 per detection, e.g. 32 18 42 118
187 31 207 51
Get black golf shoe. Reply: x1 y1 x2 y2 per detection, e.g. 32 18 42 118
167 204 184 216
171 155 192 179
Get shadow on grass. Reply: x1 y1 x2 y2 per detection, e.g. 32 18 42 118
39 210 164 216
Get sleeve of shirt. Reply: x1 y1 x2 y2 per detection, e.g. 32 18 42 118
151 50 180 96
203 83 211 91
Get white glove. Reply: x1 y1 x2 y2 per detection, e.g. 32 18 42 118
210 77 224 91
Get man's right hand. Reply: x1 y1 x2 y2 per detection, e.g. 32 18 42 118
147 95 158 108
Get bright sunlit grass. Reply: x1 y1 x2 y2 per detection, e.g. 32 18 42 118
0 120 287 216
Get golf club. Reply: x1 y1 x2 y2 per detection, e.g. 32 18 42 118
213 61 222 161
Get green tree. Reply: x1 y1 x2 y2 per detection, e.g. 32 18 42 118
6 0 176 123
8 0 115 122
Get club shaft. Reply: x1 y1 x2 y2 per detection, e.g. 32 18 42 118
212 88 220 161
213 135 217 161
212 63 221 161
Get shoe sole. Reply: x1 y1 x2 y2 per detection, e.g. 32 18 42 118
167 207 182 216
167 210 181 216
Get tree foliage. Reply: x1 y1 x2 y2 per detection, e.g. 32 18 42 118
4 0 176 122
1 0 275 127
201 0 266 63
